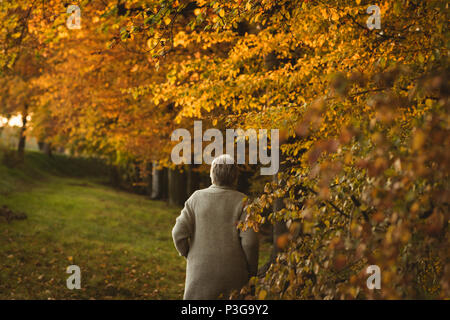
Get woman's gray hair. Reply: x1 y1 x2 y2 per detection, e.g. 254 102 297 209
210 154 238 187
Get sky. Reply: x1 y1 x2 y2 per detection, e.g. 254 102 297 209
0 115 31 127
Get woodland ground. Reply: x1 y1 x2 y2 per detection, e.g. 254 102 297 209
0 151 270 299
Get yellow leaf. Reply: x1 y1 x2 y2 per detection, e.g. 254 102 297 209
147 38 154 49
331 11 339 21
258 289 267 300
418 53 425 63
413 130 425 150
219 9 225 18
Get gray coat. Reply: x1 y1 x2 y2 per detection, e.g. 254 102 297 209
172 184 259 300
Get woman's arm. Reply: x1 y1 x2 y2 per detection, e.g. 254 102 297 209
172 198 195 258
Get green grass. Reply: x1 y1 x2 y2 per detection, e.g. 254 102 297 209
0 151 271 299
0 152 185 299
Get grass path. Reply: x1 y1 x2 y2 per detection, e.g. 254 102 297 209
0 174 186 299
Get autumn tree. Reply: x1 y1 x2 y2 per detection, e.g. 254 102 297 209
0 1 44 157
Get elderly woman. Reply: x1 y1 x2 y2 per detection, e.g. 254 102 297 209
172 154 259 300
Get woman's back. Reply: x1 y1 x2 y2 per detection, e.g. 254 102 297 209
172 185 258 299
190 185 246 260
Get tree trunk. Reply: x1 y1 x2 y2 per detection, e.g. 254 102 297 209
151 162 166 200
186 165 199 198
168 167 187 206
38 141 45 151
109 164 121 187
237 168 252 194
145 162 153 197
17 105 28 158
271 183 289 260
257 152 287 277
43 142 53 157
